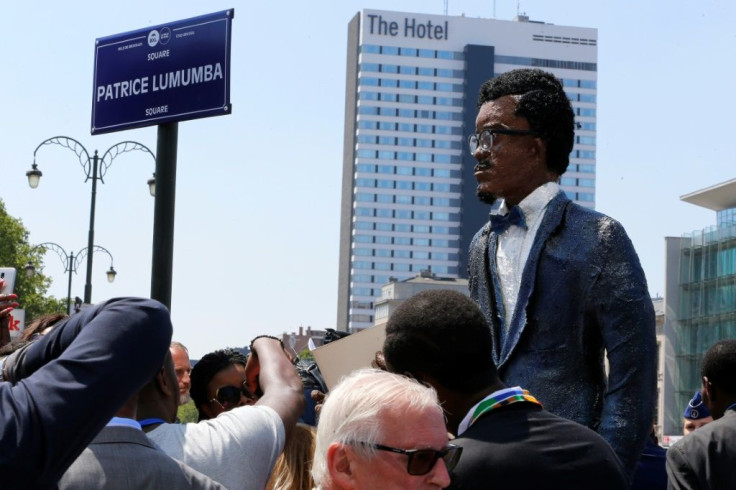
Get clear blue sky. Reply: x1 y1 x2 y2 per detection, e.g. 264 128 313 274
3 1 734 358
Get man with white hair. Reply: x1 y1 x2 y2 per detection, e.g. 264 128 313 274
170 341 192 405
312 369 461 490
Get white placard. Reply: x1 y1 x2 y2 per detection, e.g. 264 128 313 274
312 324 386 391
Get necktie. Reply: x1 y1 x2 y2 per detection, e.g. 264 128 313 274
489 206 527 234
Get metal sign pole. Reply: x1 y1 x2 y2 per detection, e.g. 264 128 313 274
150 122 178 310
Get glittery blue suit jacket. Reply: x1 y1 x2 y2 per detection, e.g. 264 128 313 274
468 190 656 477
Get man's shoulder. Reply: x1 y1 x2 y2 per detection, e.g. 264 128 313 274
453 403 541 444
450 406 627 488
148 406 285 490
553 202 637 261
561 200 621 229
532 408 616 443
671 413 736 454
564 199 605 218
63 426 224 489
91 425 154 446
197 404 283 433
148 405 285 460
457 405 620 456
152 405 282 436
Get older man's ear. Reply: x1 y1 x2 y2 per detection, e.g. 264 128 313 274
327 443 357 489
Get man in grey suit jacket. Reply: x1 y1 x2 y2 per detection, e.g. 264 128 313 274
59 425 224 489
666 340 736 489
466 68 656 476
59 355 224 489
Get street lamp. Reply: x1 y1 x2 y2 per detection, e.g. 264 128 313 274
25 242 116 314
26 136 154 305
147 173 156 197
25 164 42 189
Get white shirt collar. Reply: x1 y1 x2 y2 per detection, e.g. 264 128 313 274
498 182 560 224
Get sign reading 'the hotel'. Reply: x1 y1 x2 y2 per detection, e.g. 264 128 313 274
367 14 449 40
91 9 233 135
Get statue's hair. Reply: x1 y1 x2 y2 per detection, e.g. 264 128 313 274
477 68 575 175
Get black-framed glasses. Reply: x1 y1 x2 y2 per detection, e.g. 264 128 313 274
209 380 253 410
468 128 538 153
359 442 462 476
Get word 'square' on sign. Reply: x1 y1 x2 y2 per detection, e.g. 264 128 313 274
92 9 234 135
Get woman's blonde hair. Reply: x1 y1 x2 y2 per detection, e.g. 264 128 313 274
266 423 317 490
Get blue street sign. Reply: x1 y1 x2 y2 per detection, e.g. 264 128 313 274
92 9 233 135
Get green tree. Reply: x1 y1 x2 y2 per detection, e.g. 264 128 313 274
298 348 314 361
177 400 199 423
0 198 65 320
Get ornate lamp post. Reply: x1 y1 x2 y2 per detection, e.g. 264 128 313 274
26 137 154 306
25 242 116 314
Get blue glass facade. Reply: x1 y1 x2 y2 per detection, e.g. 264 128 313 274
663 178 736 431
667 209 736 433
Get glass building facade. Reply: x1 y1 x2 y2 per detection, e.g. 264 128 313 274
672 223 736 414
337 10 598 331
662 178 736 436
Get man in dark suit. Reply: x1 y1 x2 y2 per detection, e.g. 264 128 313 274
382 289 628 489
0 297 172 488
666 339 736 489
466 68 656 475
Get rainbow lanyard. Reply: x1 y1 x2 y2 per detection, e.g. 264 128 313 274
468 387 542 428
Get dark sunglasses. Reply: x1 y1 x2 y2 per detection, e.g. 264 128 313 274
361 442 462 476
209 380 253 410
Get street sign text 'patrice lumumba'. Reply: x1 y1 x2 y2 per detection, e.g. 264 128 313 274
91 9 233 134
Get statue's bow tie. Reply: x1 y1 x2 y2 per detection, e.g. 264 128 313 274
490 206 527 234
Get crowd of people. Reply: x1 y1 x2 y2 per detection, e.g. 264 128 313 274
0 68 733 489
0 290 733 489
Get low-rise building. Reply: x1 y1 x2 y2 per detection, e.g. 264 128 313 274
373 269 469 328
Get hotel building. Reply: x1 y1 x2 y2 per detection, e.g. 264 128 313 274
337 9 598 330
